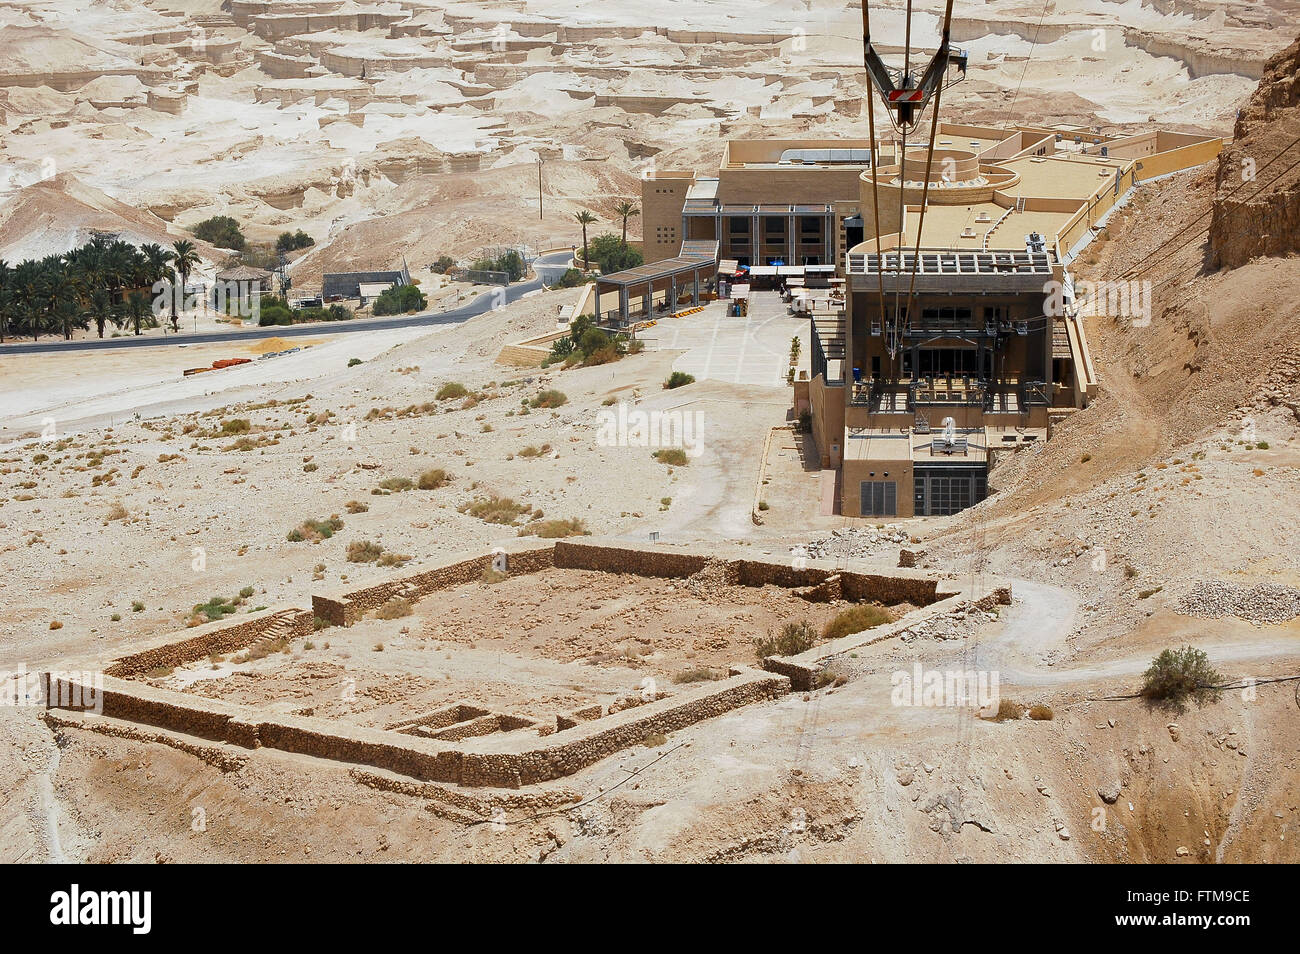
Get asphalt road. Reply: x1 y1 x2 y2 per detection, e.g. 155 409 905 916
0 250 574 356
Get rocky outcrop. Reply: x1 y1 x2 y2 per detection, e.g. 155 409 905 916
1210 34 1300 269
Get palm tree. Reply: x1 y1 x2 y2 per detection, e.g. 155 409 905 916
614 200 640 247
85 286 119 339
574 210 597 268
0 259 11 343
170 239 200 332
140 243 175 327
123 290 152 336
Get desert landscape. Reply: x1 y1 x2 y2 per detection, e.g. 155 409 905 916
0 0 1298 874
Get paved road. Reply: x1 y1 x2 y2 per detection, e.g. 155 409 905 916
0 250 574 355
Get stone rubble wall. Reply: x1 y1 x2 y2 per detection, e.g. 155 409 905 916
457 668 790 788
312 543 555 626
763 585 1013 690
104 608 315 678
555 540 947 606
44 667 789 789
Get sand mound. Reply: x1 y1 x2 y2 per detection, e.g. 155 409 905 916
245 336 322 354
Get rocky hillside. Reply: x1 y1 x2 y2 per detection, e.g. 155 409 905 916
1210 33 1300 268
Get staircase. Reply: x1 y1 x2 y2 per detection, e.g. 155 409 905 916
243 610 301 656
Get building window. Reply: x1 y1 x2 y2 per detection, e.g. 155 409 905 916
729 218 749 235
860 480 897 517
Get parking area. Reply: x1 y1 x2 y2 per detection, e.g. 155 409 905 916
642 293 807 389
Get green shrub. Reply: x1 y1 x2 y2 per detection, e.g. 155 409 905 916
1140 646 1223 710
517 518 588 538
530 389 567 409
275 229 315 252
436 382 468 401
672 667 721 684
193 215 245 250
822 604 891 640
194 596 238 622
588 233 643 273
664 371 695 390
653 448 689 467
372 283 428 316
287 515 343 542
754 620 818 660
346 540 384 563
348 358 362 367
460 495 534 525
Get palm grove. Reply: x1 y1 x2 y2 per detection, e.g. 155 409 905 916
0 235 200 341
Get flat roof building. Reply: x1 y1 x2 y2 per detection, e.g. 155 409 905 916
642 122 1222 519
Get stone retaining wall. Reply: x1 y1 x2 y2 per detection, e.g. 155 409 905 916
554 540 947 606
313 543 554 626
763 585 1013 690
458 668 789 788
44 667 789 789
104 608 314 678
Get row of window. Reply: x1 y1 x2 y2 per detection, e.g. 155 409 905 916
859 471 988 517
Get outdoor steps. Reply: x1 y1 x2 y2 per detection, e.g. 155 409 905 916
242 610 299 656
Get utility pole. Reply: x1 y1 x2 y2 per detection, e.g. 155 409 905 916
537 157 543 221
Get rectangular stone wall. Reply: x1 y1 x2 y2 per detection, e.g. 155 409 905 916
104 609 313 678
313 544 556 626
553 540 710 578
459 670 790 788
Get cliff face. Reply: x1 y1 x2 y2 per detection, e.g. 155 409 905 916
1209 33 1300 269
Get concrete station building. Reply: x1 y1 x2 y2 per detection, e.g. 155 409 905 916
639 122 1221 518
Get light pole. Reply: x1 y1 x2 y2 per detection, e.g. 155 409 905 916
537 157 543 221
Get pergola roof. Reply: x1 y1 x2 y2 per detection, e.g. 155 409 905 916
594 255 712 288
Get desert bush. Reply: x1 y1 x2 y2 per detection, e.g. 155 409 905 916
378 476 414 493
106 500 128 521
754 619 818 660
345 500 369 514
1140 645 1223 710
1028 704 1054 721
994 699 1025 721
194 596 238 622
377 551 411 567
516 444 552 458
221 418 251 434
813 662 850 689
436 382 468 401
517 518 588 539
348 358 362 367
376 596 413 619
530 389 567 409
287 515 343 542
460 495 534 525
822 604 891 640
672 667 721 684
417 468 450 490
653 448 689 466
346 540 384 563
664 371 695 390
